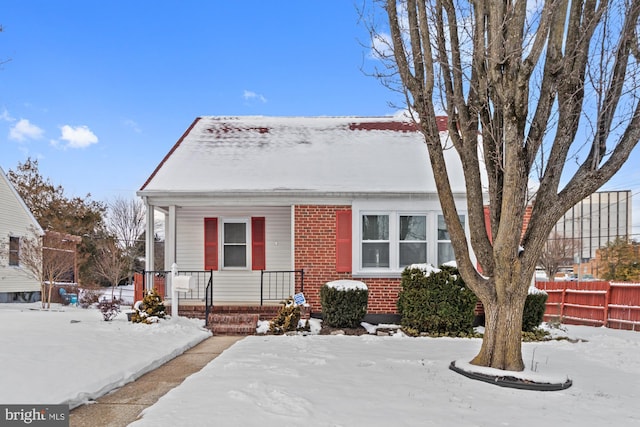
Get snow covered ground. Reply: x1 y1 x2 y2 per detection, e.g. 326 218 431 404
1 302 639 426
0 302 210 409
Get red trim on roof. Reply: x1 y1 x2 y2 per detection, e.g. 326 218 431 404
206 125 270 135
139 117 202 191
348 116 448 132
349 121 417 132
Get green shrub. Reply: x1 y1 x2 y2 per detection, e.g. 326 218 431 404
522 290 548 332
397 265 477 335
131 288 166 324
269 296 301 334
320 281 368 328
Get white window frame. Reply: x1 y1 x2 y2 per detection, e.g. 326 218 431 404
9 235 20 267
353 205 468 278
221 218 250 270
358 211 430 274
361 213 391 269
398 214 428 269
437 214 465 266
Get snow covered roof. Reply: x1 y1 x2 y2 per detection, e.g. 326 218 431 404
139 116 465 196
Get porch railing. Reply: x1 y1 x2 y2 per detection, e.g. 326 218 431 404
205 274 213 327
141 270 213 302
260 270 304 305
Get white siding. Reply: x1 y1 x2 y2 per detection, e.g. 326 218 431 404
175 206 292 303
0 170 42 293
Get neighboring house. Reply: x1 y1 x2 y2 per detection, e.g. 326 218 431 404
137 116 477 315
0 166 44 303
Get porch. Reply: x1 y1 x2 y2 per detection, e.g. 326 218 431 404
133 269 305 334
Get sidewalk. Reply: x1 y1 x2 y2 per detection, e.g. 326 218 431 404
69 335 242 427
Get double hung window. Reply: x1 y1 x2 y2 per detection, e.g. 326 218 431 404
437 214 465 265
357 211 465 273
223 221 248 268
362 215 390 268
399 215 427 267
9 236 19 266
360 214 428 270
204 217 265 271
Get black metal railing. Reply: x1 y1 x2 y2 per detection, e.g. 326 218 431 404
205 274 213 327
141 270 168 294
142 270 213 302
171 270 213 301
260 270 304 305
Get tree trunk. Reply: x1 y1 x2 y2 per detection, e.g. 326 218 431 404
41 282 46 309
471 274 528 371
47 281 53 309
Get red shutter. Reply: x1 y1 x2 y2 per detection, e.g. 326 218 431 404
336 210 352 273
251 217 266 270
204 218 218 270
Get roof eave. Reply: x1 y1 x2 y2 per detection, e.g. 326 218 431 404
136 189 470 207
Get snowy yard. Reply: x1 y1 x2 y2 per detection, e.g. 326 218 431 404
1 302 639 426
0 302 210 409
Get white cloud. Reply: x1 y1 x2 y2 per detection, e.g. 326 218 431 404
1 108 15 122
243 90 267 103
55 125 99 149
9 119 44 141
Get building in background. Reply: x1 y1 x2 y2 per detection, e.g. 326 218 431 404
550 190 632 279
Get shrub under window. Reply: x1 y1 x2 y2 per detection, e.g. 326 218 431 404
320 280 368 328
397 264 477 335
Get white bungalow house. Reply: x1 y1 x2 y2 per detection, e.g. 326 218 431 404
0 166 44 302
137 116 477 317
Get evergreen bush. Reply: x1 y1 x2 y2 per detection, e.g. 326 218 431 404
320 281 368 328
131 288 166 324
397 265 477 335
269 296 301 334
522 289 548 332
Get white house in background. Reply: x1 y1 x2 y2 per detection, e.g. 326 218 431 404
137 116 480 315
0 166 43 302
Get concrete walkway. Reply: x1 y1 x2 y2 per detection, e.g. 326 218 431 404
69 335 242 427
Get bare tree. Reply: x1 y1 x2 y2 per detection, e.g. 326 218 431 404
539 233 579 281
106 197 145 283
374 0 640 370
92 237 129 300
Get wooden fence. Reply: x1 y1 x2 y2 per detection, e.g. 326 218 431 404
536 280 640 331
133 272 166 302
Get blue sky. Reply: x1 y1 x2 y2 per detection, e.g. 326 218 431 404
1 1 401 200
1 1 639 237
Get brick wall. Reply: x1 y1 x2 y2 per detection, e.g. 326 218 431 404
294 205 401 314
